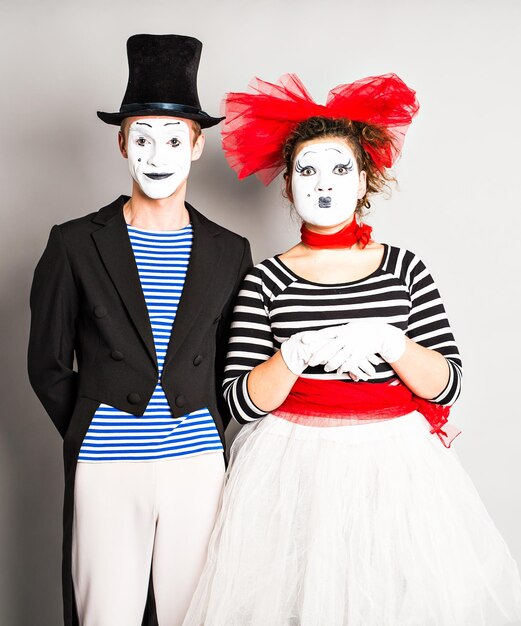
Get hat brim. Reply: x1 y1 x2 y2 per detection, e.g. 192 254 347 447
97 109 224 128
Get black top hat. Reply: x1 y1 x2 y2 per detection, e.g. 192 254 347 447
97 34 223 128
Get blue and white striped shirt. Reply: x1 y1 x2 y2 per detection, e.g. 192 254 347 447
78 223 223 462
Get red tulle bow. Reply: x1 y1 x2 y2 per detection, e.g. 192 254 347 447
222 73 420 185
301 219 373 249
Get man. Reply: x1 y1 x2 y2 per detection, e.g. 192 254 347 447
28 34 252 626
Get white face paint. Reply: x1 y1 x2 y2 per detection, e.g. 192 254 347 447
291 140 365 227
126 118 193 199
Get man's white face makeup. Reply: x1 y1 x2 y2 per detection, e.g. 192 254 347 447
126 118 194 200
291 140 365 228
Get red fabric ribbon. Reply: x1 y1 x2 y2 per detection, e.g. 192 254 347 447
272 377 461 448
301 220 373 249
221 73 420 185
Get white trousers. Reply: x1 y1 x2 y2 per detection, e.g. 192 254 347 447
72 452 225 626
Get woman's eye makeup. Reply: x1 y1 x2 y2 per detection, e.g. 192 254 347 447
295 160 316 176
333 161 354 175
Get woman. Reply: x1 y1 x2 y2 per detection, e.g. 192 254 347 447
183 74 521 625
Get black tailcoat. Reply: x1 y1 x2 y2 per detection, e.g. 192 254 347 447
27 195 252 626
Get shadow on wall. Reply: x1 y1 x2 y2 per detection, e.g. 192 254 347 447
0 261 65 626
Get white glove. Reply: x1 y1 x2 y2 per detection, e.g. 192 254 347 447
280 330 333 376
301 321 406 380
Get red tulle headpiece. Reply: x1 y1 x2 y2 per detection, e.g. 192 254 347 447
222 73 419 185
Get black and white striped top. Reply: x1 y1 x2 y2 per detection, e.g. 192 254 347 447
223 245 462 424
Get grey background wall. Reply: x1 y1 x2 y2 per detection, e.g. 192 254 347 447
1 0 520 624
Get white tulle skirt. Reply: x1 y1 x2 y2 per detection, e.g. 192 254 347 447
183 412 521 626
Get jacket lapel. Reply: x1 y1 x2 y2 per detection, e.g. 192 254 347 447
91 197 157 369
162 202 223 371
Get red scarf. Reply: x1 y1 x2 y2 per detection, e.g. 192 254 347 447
273 378 460 448
301 220 373 249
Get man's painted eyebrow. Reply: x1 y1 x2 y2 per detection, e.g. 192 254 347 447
163 122 181 126
135 122 152 127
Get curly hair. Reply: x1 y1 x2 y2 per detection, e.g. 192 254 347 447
282 116 396 215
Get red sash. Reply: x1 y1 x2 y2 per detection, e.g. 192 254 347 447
272 378 461 448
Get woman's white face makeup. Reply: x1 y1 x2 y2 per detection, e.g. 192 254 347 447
126 118 194 199
291 140 365 227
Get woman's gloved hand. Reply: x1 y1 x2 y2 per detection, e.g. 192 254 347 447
279 330 333 376
301 321 406 380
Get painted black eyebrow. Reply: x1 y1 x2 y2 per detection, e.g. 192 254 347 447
164 122 181 126
135 122 152 127
301 147 344 158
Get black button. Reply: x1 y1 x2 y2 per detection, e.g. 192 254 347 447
111 350 124 361
193 355 203 366
127 392 141 404
175 395 186 408
93 305 107 319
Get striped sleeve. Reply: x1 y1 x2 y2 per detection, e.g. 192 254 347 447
405 254 462 405
223 267 275 423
